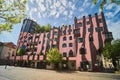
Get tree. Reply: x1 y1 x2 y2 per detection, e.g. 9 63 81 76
17 48 25 56
46 48 62 69
0 0 27 33
46 48 62 63
102 39 120 70
35 24 51 33
91 0 120 10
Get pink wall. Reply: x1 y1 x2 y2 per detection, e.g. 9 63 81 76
13 12 111 71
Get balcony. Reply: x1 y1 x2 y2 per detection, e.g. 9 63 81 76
103 32 113 42
35 35 39 38
28 36 33 40
79 47 86 55
74 29 80 36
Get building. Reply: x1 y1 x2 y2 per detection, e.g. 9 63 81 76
0 42 17 65
9 12 113 71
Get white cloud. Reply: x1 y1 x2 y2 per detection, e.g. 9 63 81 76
39 4 46 12
49 9 57 16
63 11 68 16
68 11 73 19
26 3 29 11
29 8 37 18
55 1 61 8
107 21 120 39
55 13 60 18
38 12 41 18
105 3 116 10
79 8 84 12
104 3 120 19
28 0 77 19
61 0 67 6
30 0 34 4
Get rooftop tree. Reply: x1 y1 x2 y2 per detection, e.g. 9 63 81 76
0 0 27 33
35 24 51 33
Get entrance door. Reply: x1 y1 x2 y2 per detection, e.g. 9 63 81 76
80 61 89 71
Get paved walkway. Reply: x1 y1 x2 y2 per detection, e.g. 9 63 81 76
0 66 120 80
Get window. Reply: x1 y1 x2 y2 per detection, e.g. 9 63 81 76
69 43 73 47
88 27 93 32
29 28 34 33
40 52 44 55
34 48 37 52
28 36 33 40
74 29 80 34
68 29 72 33
69 50 74 57
53 31 58 35
86 21 90 25
62 43 67 48
47 40 50 44
24 40 27 42
47 33 50 38
42 46 44 50
95 27 103 32
80 47 86 54
55 38 58 41
24 36 27 39
69 36 72 40
63 30 66 35
63 52 67 57
35 35 39 38
89 35 93 41
78 23 82 27
63 36 67 41
26 49 30 52
39 41 41 44
52 45 56 48
44 34 46 37
104 32 113 40
12 51 14 56
71 63 75 67
43 40 45 44
34 42 38 46
77 38 84 43
46 45 50 50
99 19 102 23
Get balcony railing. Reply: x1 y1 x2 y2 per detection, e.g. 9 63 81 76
103 32 113 41
74 29 80 35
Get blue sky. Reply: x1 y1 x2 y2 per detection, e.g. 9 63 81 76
0 0 120 45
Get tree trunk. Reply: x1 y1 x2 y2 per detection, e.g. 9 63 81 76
112 58 117 71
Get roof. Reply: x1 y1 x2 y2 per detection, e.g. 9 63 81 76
0 42 17 49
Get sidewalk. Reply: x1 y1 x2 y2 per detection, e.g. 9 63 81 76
0 76 10 80
0 66 120 80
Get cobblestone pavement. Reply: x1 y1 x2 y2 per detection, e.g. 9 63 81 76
0 66 120 80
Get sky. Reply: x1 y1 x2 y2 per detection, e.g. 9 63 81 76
0 0 120 45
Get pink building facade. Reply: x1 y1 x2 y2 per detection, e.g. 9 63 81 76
10 12 113 71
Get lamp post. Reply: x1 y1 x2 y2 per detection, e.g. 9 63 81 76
4 53 9 69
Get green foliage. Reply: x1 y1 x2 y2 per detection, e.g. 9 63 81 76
102 44 113 59
0 0 27 33
46 48 62 63
91 0 120 10
35 24 51 33
92 0 98 4
17 48 25 56
102 39 120 59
